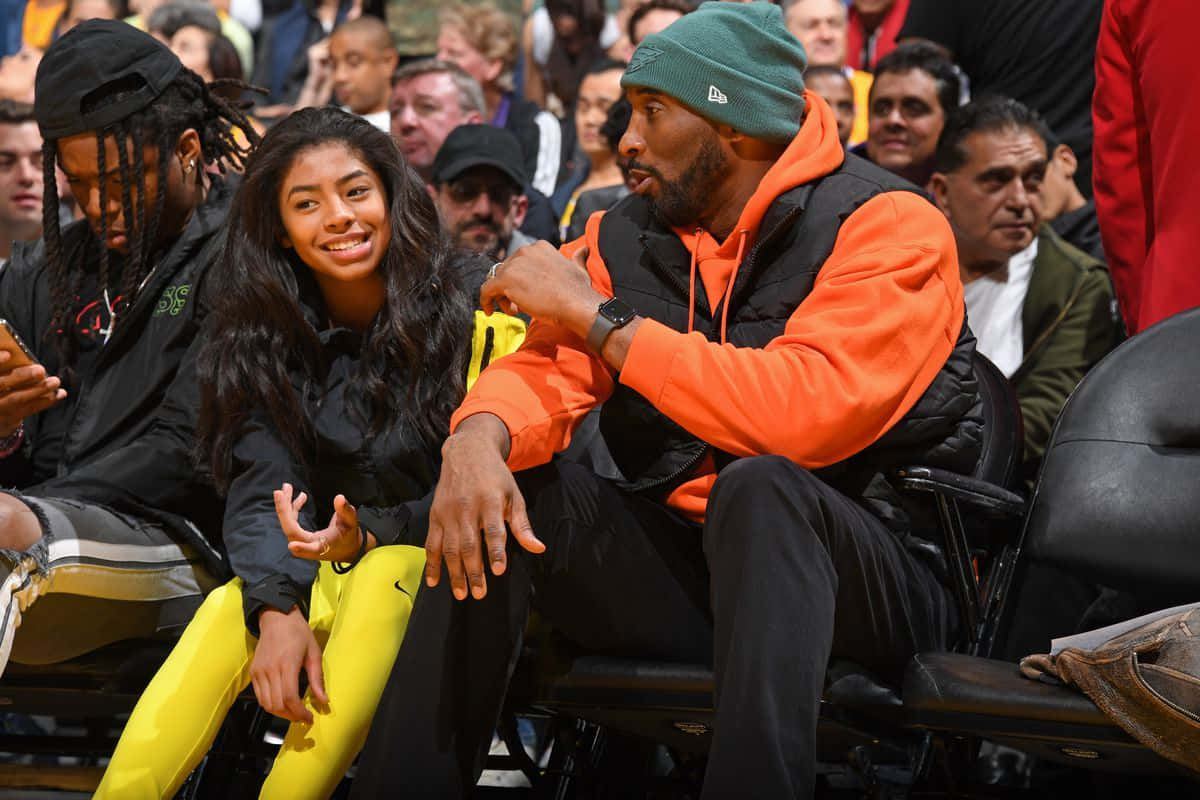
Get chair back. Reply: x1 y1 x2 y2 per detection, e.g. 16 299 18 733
971 350 1024 489
1025 308 1200 594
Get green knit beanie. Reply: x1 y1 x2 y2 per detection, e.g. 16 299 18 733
621 1 808 142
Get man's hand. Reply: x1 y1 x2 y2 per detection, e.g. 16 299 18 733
0 351 66 438
274 483 369 562
250 605 328 724
482 243 605 336
425 414 544 601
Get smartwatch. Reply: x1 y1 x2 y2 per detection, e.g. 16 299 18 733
586 297 638 352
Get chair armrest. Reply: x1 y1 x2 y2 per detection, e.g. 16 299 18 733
894 466 1025 518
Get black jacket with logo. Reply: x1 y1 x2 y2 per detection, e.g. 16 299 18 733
0 180 232 574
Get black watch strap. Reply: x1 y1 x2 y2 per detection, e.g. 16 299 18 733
586 297 637 351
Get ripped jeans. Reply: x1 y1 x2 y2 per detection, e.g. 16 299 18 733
0 494 217 675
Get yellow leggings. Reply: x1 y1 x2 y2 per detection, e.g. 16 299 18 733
95 545 425 800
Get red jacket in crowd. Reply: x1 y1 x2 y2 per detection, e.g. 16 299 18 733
1092 0 1200 334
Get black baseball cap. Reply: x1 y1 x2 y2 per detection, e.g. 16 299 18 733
431 124 529 189
34 19 183 140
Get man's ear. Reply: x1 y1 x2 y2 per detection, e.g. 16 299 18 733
1053 143 1078 180
175 128 202 174
929 172 952 217
511 193 528 228
465 110 484 124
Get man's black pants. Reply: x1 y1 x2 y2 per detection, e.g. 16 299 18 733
351 456 955 799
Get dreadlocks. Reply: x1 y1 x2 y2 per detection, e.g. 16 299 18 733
40 68 259 381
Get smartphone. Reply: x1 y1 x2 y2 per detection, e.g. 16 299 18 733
0 319 39 370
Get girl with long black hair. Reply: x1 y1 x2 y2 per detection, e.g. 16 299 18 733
98 106 525 798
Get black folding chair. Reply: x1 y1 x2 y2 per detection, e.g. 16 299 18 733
904 307 1200 789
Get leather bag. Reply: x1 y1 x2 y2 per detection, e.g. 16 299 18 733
1020 605 1200 772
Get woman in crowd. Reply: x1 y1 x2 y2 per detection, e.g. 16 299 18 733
558 59 626 242
438 2 561 197
97 107 523 799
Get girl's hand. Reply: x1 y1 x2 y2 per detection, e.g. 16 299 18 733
273 483 362 562
250 605 327 723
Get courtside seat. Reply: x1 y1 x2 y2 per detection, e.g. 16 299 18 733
900 652 1176 772
904 308 1200 780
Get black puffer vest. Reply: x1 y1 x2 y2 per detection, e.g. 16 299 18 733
596 153 984 532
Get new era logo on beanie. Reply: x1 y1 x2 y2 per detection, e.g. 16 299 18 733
620 1 807 142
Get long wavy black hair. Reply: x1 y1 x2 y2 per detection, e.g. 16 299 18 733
41 67 258 380
196 107 472 490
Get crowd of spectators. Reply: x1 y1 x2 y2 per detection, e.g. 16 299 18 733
0 0 1198 796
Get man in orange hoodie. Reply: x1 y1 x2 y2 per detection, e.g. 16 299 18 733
349 3 982 797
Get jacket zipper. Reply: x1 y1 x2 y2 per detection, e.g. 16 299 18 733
632 441 711 493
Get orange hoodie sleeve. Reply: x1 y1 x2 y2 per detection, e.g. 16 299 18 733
619 191 963 468
449 214 616 472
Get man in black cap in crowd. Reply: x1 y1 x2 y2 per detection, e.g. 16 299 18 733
429 124 536 260
0 19 256 673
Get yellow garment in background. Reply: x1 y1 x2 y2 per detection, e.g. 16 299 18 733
848 67 874 146
95 546 425 800
467 309 527 387
21 0 64 50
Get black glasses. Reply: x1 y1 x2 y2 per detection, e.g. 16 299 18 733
445 175 517 206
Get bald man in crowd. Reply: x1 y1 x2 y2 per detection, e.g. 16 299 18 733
330 16 399 132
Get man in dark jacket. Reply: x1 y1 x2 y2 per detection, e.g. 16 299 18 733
0 21 255 672
350 4 981 797
1037 120 1104 263
930 98 1119 475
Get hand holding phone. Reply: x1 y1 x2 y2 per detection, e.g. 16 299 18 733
0 319 66 437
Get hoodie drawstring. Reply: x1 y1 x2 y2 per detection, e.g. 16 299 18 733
687 228 700 333
719 230 750 344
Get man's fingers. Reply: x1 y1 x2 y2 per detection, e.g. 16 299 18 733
1 382 62 414
424 520 444 587
440 522 470 601
482 501 508 577
480 282 501 315
292 491 308 513
508 492 544 554
0 364 46 392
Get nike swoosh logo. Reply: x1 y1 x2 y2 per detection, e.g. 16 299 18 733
394 581 412 598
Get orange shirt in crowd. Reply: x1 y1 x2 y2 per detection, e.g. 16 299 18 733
450 91 964 522
22 0 66 50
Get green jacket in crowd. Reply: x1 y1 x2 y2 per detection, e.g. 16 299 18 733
1011 225 1122 476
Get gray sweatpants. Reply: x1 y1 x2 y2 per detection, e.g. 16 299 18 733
0 495 218 674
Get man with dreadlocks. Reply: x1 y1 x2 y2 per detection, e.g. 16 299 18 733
0 19 256 672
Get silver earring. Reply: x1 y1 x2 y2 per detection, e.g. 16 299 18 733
184 160 195 174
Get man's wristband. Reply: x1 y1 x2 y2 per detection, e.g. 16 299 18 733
585 297 638 352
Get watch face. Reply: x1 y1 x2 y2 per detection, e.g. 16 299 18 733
601 297 637 326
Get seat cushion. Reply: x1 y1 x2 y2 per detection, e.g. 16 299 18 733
905 652 1113 727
